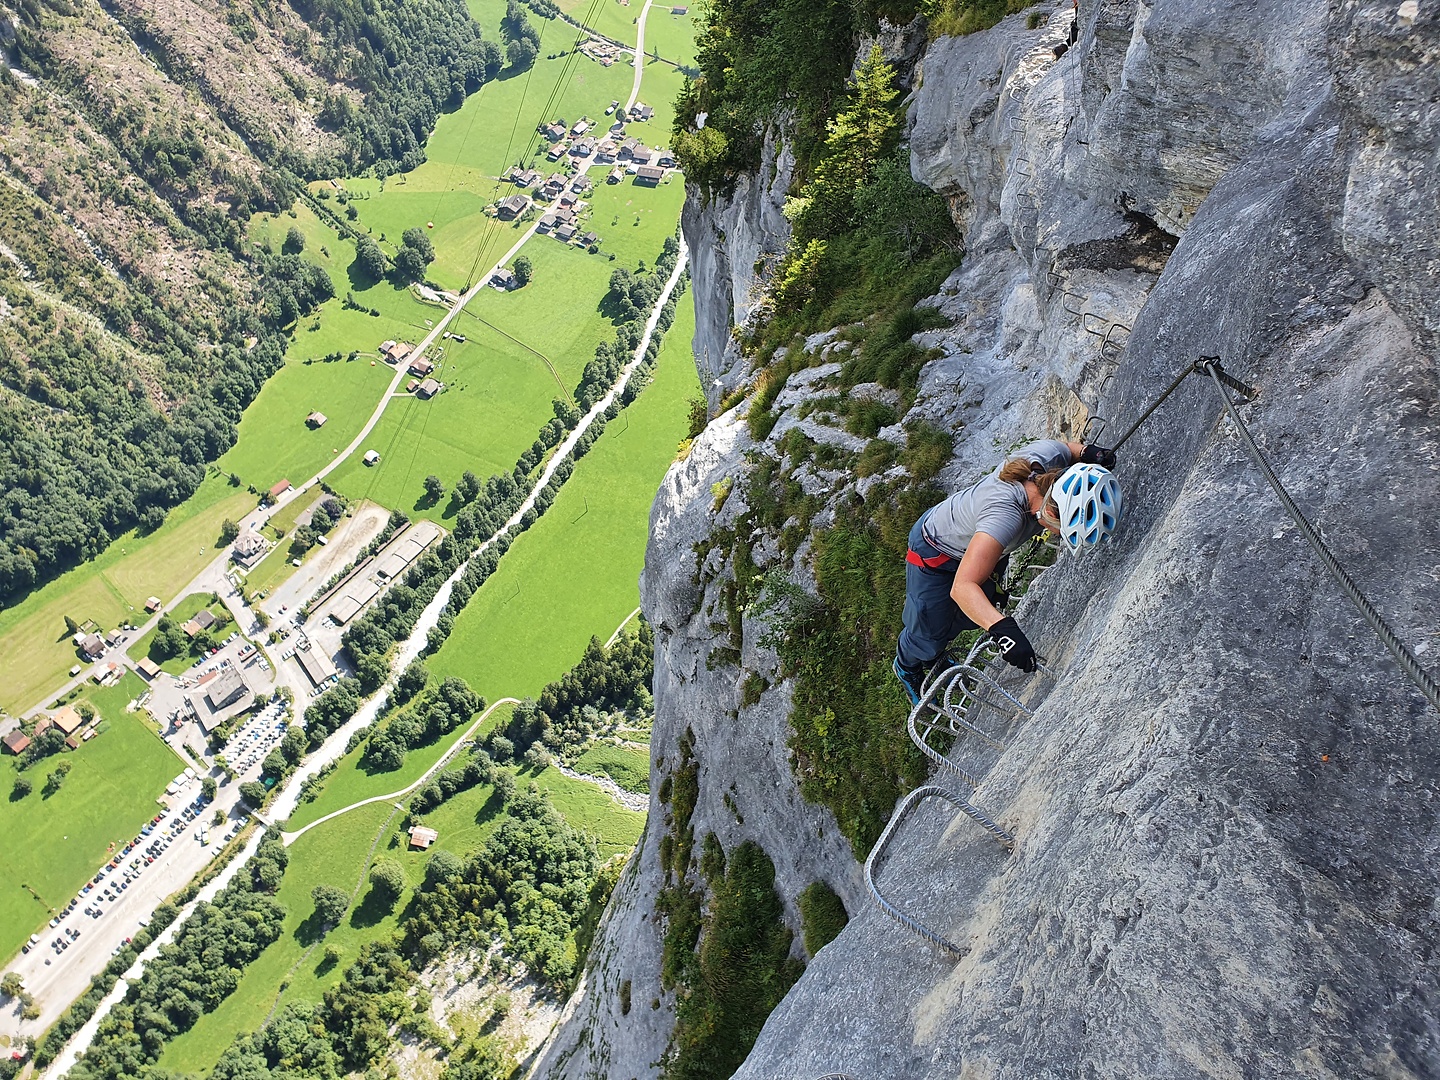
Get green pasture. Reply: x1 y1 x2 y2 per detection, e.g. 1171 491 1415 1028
583 176 685 269
156 803 403 1076
327 239 627 518
0 475 255 715
571 742 650 794
641 5 698 67
531 765 645 854
126 593 233 675
426 289 697 698
0 672 183 964
282 703 514 833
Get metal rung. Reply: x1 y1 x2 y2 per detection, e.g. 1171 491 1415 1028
1081 311 1113 338
865 784 1013 957
1017 223 1037 242
1081 414 1108 444
1008 115 1027 131
1061 289 1088 317
1046 269 1067 287
1015 191 1039 210
1100 337 1126 363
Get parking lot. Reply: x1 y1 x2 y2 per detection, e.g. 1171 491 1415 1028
219 701 290 775
0 775 252 1039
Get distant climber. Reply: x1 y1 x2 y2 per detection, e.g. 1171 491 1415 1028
893 439 1121 705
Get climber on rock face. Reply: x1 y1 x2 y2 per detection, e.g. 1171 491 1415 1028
892 439 1121 706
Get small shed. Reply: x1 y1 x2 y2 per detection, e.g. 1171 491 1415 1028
269 479 292 499
363 450 381 466
409 825 438 850
137 657 162 679
306 411 328 428
145 596 162 613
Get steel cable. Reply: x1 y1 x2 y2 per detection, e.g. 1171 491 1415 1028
1199 361 1440 714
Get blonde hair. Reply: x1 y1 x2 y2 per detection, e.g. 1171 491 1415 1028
999 457 1063 532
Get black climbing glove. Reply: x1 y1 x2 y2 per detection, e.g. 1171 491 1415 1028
988 616 1037 672
1080 444 1117 469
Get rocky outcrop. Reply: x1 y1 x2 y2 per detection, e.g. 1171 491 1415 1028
681 134 795 405
541 1 1440 1077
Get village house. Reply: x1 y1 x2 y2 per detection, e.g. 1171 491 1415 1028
406 378 419 393
3 730 30 755
605 99 620 115
671 5 688 13
409 825 438 849
537 213 558 232
570 118 591 136
408 356 435 377
380 340 414 364
363 450 381 466
137 657 162 679
570 174 594 194
513 168 542 188
497 193 532 219
145 596 162 613
79 633 105 660
579 231 601 249
51 704 85 735
232 529 267 568
183 607 218 639
609 120 626 137
545 141 568 162
593 140 617 164
607 166 625 184
636 164 665 185
306 411 327 428
630 145 655 166
490 267 517 290
104 628 122 648
416 378 443 399
269 478 292 500
656 149 676 167
555 222 578 242
569 137 596 158
93 661 123 686
555 207 577 225
542 174 568 199
542 120 567 141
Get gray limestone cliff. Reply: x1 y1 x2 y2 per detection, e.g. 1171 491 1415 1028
535 2 1440 1077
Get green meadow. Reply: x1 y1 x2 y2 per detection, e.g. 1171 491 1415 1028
0 672 183 963
160 758 641 1076
427 289 697 696
0 475 256 715
572 742 650 793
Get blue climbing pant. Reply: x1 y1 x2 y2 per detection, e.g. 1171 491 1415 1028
896 514 1003 670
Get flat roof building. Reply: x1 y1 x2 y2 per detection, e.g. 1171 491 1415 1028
296 647 339 688
205 668 249 711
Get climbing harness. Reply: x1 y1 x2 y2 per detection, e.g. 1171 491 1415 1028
866 637 1054 955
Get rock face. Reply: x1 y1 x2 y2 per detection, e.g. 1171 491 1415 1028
681 134 795 406
537 2 1440 1077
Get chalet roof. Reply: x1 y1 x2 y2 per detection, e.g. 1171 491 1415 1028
269 479 292 498
233 530 266 557
51 704 84 734
417 378 443 398
3 729 30 755
192 608 218 631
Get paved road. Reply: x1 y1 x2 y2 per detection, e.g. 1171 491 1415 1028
626 0 656 112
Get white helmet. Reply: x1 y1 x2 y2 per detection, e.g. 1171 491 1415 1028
1052 463 1122 555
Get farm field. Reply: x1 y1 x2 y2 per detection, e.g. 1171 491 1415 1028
0 475 255 715
0 673 183 962
641 6 699 67
426 288 697 697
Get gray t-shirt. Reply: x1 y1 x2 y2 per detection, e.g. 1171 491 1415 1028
921 440 1073 559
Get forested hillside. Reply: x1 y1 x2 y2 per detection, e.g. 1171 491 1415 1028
0 0 499 602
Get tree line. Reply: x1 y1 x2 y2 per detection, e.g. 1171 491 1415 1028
65 830 290 1080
